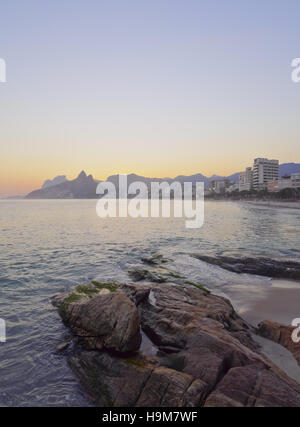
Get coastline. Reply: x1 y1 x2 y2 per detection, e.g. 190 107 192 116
51 254 300 407
241 283 300 326
243 201 300 210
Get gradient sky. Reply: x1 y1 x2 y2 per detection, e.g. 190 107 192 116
0 0 300 196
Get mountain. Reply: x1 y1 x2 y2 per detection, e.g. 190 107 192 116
26 171 99 199
42 175 67 189
107 172 238 189
279 163 300 177
107 173 173 186
174 173 207 184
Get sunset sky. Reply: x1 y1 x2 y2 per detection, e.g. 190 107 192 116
0 0 300 196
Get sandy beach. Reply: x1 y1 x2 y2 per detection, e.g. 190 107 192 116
241 281 300 326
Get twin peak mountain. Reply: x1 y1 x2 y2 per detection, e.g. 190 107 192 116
26 163 300 199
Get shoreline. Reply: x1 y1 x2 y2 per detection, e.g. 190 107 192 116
241 284 300 327
51 254 300 407
243 201 300 210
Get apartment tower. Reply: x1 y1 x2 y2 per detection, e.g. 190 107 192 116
252 158 279 190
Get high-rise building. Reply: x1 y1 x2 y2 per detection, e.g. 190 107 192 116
252 158 279 190
239 167 253 191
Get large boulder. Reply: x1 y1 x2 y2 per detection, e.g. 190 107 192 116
53 284 141 353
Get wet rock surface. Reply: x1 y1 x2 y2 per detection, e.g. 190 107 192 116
205 364 300 407
191 254 300 280
257 320 300 366
52 282 141 353
53 270 300 407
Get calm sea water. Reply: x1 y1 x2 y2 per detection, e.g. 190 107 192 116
0 200 299 406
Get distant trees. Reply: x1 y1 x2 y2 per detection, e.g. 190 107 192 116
205 187 300 201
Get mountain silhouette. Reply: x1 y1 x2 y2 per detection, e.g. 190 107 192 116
42 175 67 189
26 171 99 199
25 163 300 199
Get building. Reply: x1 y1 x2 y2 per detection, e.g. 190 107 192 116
291 173 300 189
252 158 279 190
226 182 239 193
267 177 292 193
268 173 300 192
209 179 230 194
239 167 253 192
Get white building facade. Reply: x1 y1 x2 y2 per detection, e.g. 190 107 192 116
239 167 253 191
252 158 279 190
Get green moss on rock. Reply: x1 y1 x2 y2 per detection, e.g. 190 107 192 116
63 293 84 304
184 281 210 295
91 281 118 293
76 285 99 297
124 355 148 368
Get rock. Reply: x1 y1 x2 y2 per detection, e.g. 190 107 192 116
138 283 266 388
127 264 182 283
51 291 72 307
69 351 153 407
55 341 71 353
56 289 141 353
127 265 168 283
191 254 300 280
69 351 208 407
141 253 171 266
121 283 151 305
205 365 300 407
53 280 300 407
135 366 208 407
257 320 300 366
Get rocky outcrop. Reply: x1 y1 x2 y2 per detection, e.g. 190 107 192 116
52 278 300 407
52 282 141 353
69 351 209 407
205 364 300 407
257 320 300 366
191 254 300 280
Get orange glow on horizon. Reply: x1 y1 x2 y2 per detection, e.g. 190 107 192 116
0 155 296 197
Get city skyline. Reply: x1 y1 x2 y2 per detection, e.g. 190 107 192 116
1 1 300 195
2 157 300 198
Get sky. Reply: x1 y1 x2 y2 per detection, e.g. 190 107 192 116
0 0 300 196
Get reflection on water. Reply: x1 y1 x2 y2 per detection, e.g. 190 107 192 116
0 200 299 406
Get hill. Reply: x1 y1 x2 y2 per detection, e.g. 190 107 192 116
26 171 98 199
